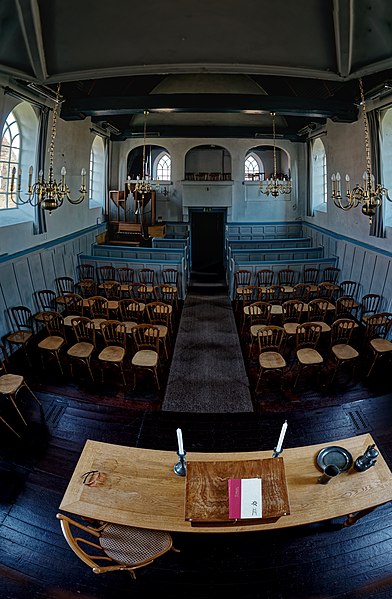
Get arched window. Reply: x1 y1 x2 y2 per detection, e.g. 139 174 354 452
89 135 105 206
380 107 392 226
311 138 327 208
0 112 20 209
156 152 171 181
245 153 263 180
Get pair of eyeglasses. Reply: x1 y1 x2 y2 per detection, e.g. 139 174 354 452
81 470 101 487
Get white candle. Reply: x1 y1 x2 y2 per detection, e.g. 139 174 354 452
176 428 184 455
276 420 288 454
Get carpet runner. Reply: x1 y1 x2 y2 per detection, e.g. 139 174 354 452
162 291 253 412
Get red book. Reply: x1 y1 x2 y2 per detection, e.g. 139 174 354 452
228 478 262 519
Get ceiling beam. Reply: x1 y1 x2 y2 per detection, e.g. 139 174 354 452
61 94 358 122
15 0 48 81
333 0 354 78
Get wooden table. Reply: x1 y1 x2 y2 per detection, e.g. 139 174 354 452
59 433 392 533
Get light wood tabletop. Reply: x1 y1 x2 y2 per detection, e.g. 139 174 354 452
59 433 392 533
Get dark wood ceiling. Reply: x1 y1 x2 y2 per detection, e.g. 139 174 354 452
2 0 392 140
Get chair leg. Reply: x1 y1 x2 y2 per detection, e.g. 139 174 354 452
153 366 160 390
55 351 64 376
294 363 303 388
255 368 263 394
8 394 27 426
23 382 42 406
366 353 378 378
0 415 21 437
86 359 94 382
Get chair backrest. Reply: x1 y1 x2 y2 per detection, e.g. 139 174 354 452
295 322 322 349
118 298 145 321
35 289 57 312
146 301 171 325
364 312 392 342
265 285 285 304
55 276 75 296
282 299 304 322
116 267 134 285
331 318 357 345
56 513 117 574
307 298 329 321
100 281 120 299
278 268 296 286
316 281 336 299
335 296 357 320
247 301 272 325
138 268 155 285
303 268 319 285
322 267 340 283
292 283 311 301
361 293 381 317
257 325 286 353
154 284 177 304
162 268 179 285
234 269 252 287
129 282 150 302
0 343 9 373
63 293 84 316
76 278 97 298
98 265 116 283
71 316 96 344
132 323 160 352
100 320 127 347
255 269 274 287
42 311 65 336
77 264 95 281
339 280 358 298
10 305 34 331
88 296 109 319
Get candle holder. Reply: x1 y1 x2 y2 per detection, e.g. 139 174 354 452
272 447 282 458
174 451 186 476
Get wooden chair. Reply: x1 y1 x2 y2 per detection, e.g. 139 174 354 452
303 268 319 295
62 293 84 327
76 264 96 298
116 267 135 297
37 312 66 375
360 293 381 325
56 513 175 579
55 276 75 307
7 306 35 364
281 299 305 348
292 283 311 303
321 266 340 284
293 322 323 388
364 313 392 377
233 269 253 310
264 285 285 305
97 265 117 295
329 318 359 383
87 296 109 330
334 296 359 322
131 324 160 390
277 268 296 293
137 268 155 301
118 299 140 336
246 301 272 357
33 289 57 323
154 284 176 316
67 317 96 381
316 281 336 301
146 302 171 358
98 320 127 386
161 269 179 309
0 344 41 437
255 326 287 392
307 298 331 334
120 296 146 323
255 269 274 291
339 280 359 299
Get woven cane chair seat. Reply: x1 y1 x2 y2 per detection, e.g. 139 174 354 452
67 342 94 360
0 373 24 395
297 347 323 365
259 351 286 370
98 346 125 363
370 338 392 353
38 335 64 351
331 344 359 361
99 524 172 565
132 349 158 368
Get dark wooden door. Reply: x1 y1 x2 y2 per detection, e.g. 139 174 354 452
190 210 225 275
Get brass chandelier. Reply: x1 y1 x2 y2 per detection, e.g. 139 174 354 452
127 110 160 199
10 83 87 213
259 112 292 197
331 78 391 225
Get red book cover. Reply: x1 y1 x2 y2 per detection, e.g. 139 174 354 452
228 478 242 519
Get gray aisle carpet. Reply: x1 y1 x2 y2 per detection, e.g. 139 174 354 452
162 292 253 412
